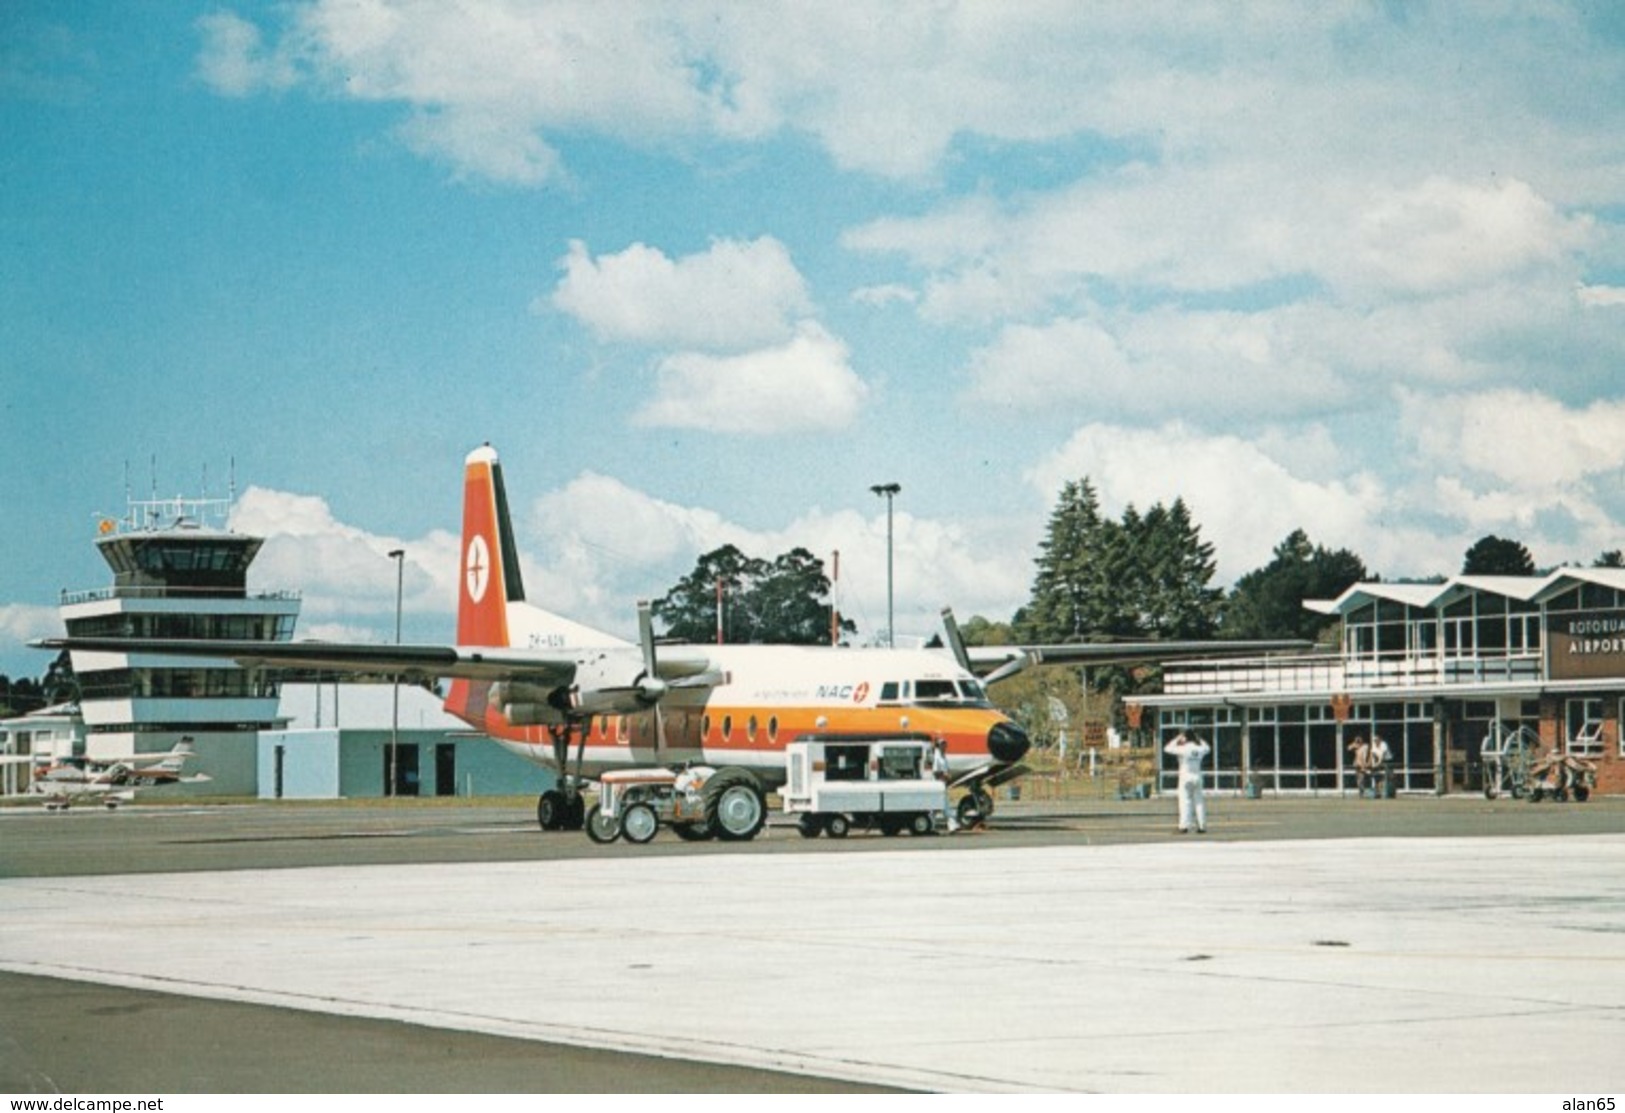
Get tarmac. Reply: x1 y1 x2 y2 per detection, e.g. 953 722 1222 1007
2 795 1624 1093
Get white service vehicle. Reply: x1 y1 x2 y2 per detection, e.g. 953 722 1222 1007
782 734 947 838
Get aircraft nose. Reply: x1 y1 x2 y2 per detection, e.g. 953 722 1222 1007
988 720 1030 764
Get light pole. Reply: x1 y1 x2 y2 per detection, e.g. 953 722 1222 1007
388 548 405 798
869 483 900 647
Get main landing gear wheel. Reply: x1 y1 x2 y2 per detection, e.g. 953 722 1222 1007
537 788 587 831
537 789 567 831
621 802 659 844
704 769 766 841
585 804 621 844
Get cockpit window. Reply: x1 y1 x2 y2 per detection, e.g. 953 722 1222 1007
879 681 899 702
909 679 994 707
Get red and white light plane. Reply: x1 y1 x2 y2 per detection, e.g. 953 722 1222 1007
39 445 1305 837
1 738 210 810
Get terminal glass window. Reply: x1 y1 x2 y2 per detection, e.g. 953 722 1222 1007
1567 698 1604 757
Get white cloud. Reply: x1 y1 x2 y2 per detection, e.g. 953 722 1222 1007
195 11 299 96
0 604 64 652
550 238 810 352
632 322 868 434
230 487 457 621
1027 422 1387 583
850 283 918 308
1398 387 1625 491
1578 283 1625 308
524 472 1026 642
960 310 1346 420
1331 177 1591 298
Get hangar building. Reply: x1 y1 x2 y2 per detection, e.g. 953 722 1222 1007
1134 567 1625 797
259 682 553 799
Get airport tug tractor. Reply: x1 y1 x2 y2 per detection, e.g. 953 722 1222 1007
781 734 948 838
586 766 767 845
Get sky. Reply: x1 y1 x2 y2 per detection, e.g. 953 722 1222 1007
4 1 1625 679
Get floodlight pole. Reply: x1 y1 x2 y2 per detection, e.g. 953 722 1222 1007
870 483 900 647
388 548 405 798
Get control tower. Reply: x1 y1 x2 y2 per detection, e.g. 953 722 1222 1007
57 490 301 795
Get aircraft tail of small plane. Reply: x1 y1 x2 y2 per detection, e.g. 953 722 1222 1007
446 444 627 724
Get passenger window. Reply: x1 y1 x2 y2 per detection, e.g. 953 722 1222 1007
721 715 732 742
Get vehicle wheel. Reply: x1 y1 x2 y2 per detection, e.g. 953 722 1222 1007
564 794 587 830
826 813 851 838
879 816 903 836
585 804 621 844
797 816 822 839
1529 786 1545 803
671 823 714 841
704 768 766 841
909 812 935 836
1574 784 1591 803
1484 781 1499 800
621 802 659 844
956 794 984 828
537 789 568 831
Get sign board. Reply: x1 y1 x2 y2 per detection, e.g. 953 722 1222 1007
1548 607 1625 681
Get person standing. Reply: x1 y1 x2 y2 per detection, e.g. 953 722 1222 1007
933 739 958 831
1164 731 1211 834
1368 735 1392 797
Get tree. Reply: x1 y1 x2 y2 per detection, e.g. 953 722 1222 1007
1462 535 1536 576
1017 479 1131 641
1594 550 1624 569
653 544 852 645
1018 480 1223 702
1222 529 1368 642
1128 498 1221 638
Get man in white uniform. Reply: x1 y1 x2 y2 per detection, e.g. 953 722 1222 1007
1164 732 1211 834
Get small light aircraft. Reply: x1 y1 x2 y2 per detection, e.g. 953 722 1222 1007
0 738 210 811
38 445 1306 838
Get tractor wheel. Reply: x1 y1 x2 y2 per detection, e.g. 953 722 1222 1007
621 803 659 844
585 804 621 844
704 768 766 841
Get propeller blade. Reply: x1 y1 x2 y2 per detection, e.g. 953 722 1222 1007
637 600 658 676
940 607 973 672
635 600 667 703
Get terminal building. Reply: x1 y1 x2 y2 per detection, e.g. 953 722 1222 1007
1136 567 1625 797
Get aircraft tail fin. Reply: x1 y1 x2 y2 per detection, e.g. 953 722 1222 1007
456 444 525 650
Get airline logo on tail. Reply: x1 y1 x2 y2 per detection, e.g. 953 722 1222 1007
466 535 491 604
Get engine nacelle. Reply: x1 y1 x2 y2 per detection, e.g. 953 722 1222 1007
490 654 667 723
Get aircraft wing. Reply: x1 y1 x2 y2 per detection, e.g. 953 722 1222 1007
31 636 715 688
937 610 1310 684
965 637 1310 671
